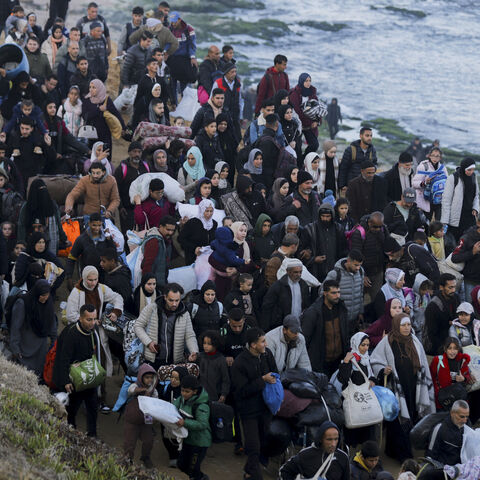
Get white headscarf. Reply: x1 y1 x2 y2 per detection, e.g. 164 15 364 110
90 141 112 175
215 161 229 189
304 152 321 183
381 267 406 307
82 266 99 291
198 199 214 231
350 332 373 377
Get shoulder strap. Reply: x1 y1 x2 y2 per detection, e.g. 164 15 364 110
334 267 341 283
218 302 224 316
351 358 370 384
313 453 334 480
122 162 127 179
436 355 444 375
191 303 199 319
351 145 356 162
143 161 150 172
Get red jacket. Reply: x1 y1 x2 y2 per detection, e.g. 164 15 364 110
430 352 471 409
254 66 290 114
134 196 175 230
289 84 319 130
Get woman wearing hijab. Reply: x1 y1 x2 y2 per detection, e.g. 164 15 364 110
17 179 66 253
179 199 217 265
373 268 413 320
41 24 67 67
337 332 377 448
268 177 296 223
215 161 232 194
13 232 65 292
289 72 320 156
149 148 174 176
304 152 322 192
243 148 266 186
9 279 56 376
188 280 223 339
205 169 223 207
287 166 299 195
441 157 479 241
278 103 303 166
317 140 339 196
365 298 403 348
215 113 237 185
83 141 112 175
177 146 206 201
370 313 435 462
189 177 216 207
82 79 125 157
131 273 161 317
5 18 29 46
160 365 189 467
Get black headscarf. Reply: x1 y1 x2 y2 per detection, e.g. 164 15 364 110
459 157 476 212
26 232 50 259
274 89 289 112
140 273 156 297
171 365 189 398
23 279 53 338
25 179 56 226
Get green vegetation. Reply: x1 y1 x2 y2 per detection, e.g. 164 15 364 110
299 21 349 32
385 6 427 18
167 0 266 13
0 387 173 479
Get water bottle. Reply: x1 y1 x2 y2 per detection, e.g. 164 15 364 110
216 417 224 429
60 301 67 325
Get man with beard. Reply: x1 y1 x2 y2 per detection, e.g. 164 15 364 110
384 236 440 288
279 421 349 480
301 280 349 376
338 126 377 193
65 161 120 219
114 141 150 231
346 161 388 223
384 151 415 202
265 315 311 372
291 171 321 226
222 175 267 231
304 203 347 282
190 88 226 138
349 212 391 304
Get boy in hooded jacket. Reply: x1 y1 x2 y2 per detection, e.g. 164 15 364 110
123 363 158 468
174 374 212 480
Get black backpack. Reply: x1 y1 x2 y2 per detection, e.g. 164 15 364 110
1 189 24 223
193 400 234 443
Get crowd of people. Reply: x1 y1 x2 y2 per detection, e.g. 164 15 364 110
0 1 479 480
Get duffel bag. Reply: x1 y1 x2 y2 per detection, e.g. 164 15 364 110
27 175 79 206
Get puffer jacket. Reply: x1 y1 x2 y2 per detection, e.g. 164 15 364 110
121 43 152 87
265 325 311 372
412 272 431 340
324 258 364 322
129 24 178 56
449 318 480 347
134 298 198 363
24 48 53 83
188 293 224 338
173 386 212 447
451 226 480 283
441 171 480 227
338 139 378 189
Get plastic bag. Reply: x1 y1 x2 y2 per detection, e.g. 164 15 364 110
277 389 312 418
464 344 480 392
262 373 284 414
167 264 197 297
261 418 292 458
170 86 201 121
321 383 342 409
194 247 213 289
113 375 137 412
104 218 125 253
297 403 329 426
126 243 144 288
372 386 399 422
289 381 319 399
461 426 480 463
409 411 448 450
177 202 225 226
281 369 328 391
129 172 186 204
114 85 137 117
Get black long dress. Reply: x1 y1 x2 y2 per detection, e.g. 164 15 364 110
178 217 217 265
384 340 417 462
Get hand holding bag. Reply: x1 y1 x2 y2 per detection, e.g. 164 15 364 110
295 452 334 480
69 334 106 392
342 359 383 429
103 97 123 139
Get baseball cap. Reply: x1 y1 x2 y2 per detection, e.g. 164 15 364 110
169 11 180 23
457 302 474 315
403 187 416 204
283 315 302 334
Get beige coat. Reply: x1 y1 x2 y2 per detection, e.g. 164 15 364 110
129 24 179 56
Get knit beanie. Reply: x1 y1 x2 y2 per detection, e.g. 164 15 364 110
399 152 413 164
297 170 313 186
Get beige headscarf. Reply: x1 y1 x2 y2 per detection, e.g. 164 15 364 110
230 221 251 262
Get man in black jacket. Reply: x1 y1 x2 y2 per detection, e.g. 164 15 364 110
197 45 220 103
338 126 377 192
53 304 100 437
301 280 349 375
190 88 225 138
255 114 281 191
279 420 350 480
100 248 132 304
231 328 278 480
346 161 388 223
120 30 153 87
261 260 311 331
385 237 440 288
194 117 224 169
384 151 414 202
383 187 426 244
423 273 459 355
291 170 321 227
69 57 97 97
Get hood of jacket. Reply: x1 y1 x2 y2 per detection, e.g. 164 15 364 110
136 363 158 390
413 272 429 294
254 213 272 237
312 420 340 448
211 226 236 248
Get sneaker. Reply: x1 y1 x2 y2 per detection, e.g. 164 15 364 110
234 443 244 456
168 459 177 468
141 457 154 469
99 403 111 414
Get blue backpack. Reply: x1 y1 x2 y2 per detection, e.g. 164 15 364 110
419 165 447 205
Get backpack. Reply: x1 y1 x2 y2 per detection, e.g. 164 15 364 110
418 165 447 205
193 399 234 443
121 161 150 179
123 317 144 375
256 72 274 95
4 291 27 329
242 122 260 147
345 224 366 249
351 145 373 163
1 189 24 223
43 339 58 389
257 135 296 178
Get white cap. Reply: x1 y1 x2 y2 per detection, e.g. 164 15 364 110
456 302 474 315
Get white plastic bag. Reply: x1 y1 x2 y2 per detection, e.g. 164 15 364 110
464 345 480 392
105 218 125 253
129 172 185 204
170 86 201 121
194 246 213 289
176 202 225 225
461 425 480 463
168 264 197 296
114 85 137 117
126 244 144 288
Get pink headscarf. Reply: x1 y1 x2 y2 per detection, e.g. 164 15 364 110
86 79 107 104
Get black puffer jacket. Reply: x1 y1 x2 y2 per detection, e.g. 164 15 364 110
383 201 425 242
451 225 480 283
194 130 224 170
103 263 133 304
188 283 224 339
338 139 378 189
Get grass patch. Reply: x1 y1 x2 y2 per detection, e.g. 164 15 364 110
170 0 266 13
299 21 349 32
385 6 427 18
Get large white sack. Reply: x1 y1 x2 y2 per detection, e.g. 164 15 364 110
129 172 185 204
168 264 197 296
176 202 225 225
104 218 125 253
194 246 213 289
114 85 137 117
170 86 200 121
461 425 480 463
